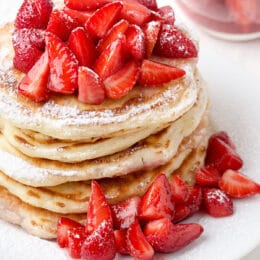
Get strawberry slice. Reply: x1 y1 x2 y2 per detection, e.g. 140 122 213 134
139 173 175 221
195 165 221 187
104 60 140 99
120 0 151 26
57 217 84 248
144 218 203 253
97 19 129 54
94 37 125 79
67 227 87 258
158 5 175 25
65 0 111 10
138 59 185 86
142 20 161 58
211 131 237 150
46 9 80 41
68 27 96 67
114 229 129 255
111 196 141 229
78 67 105 105
15 0 53 29
81 220 116 260
46 32 78 94
171 175 189 205
205 133 243 174
18 51 49 102
86 2 123 38
219 169 260 198
173 204 191 223
86 180 113 234
126 25 145 60
155 24 198 58
202 188 233 217
127 220 154 259
63 7 94 25
137 0 158 11
186 186 202 215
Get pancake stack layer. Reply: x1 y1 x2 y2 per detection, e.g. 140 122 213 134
0 17 209 239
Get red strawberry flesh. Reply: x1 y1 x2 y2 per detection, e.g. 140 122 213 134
195 165 221 187
114 229 129 255
67 227 87 258
65 0 111 10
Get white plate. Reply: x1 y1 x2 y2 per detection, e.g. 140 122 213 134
0 0 260 259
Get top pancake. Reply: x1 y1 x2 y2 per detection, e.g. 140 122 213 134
0 23 199 141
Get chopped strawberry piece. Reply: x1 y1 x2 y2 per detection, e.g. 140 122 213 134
57 217 84 248
205 133 243 174
186 186 202 215
97 19 129 54
139 173 175 221
144 218 203 253
126 25 145 60
67 227 87 258
127 220 154 259
138 59 185 86
86 180 113 234
94 37 125 79
171 175 189 205
18 51 49 102
68 27 96 67
104 61 140 99
46 9 80 41
158 5 175 25
86 2 123 38
202 188 233 217
111 196 141 229
137 0 158 11
195 165 221 187
155 24 198 58
65 0 111 10
15 0 53 29
173 204 191 223
120 0 151 26
114 229 129 255
219 169 260 198
46 32 78 94
81 220 116 260
142 20 161 58
211 131 236 150
63 7 94 25
78 67 105 105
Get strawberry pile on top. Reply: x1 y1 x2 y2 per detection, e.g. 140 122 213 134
12 0 198 104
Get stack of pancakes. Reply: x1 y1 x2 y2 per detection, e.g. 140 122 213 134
0 23 209 239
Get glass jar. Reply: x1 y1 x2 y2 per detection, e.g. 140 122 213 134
175 0 260 41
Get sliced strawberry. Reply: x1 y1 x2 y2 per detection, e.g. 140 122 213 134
114 229 129 255
202 188 233 217
111 196 141 230
127 220 154 259
142 20 161 58
171 175 189 205
186 186 202 215
63 7 94 25
86 180 113 234
97 19 129 54
158 5 175 25
86 2 123 38
46 32 78 94
137 0 158 11
195 165 221 187
205 133 243 174
138 59 185 86
78 67 105 105
173 204 191 223
18 51 49 102
211 131 236 150
120 0 151 26
81 220 116 260
104 61 140 99
65 0 111 10
144 218 203 253
15 0 53 29
67 227 87 258
94 37 125 79
126 25 145 60
57 217 84 248
219 169 260 198
155 24 198 58
68 27 96 67
46 9 80 41
139 173 175 221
